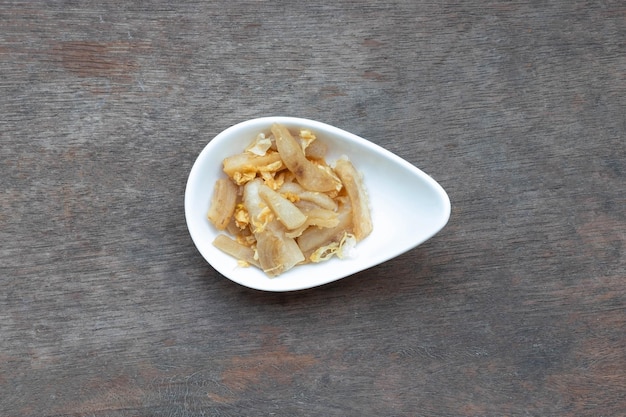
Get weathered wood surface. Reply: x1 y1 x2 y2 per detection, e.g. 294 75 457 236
1 1 624 416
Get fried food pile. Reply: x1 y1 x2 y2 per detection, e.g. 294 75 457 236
207 123 372 277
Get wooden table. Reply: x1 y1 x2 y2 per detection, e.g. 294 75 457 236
2 1 624 416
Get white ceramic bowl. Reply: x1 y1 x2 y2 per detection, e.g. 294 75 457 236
185 117 450 292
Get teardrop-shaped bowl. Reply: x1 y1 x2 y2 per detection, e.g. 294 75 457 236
185 117 450 292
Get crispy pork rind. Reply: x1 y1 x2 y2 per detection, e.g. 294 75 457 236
258 183 307 230
222 152 283 185
207 178 238 230
271 123 342 193
310 232 357 263
278 182 338 211
208 123 372 277
297 199 353 258
244 180 304 276
334 158 373 241
212 234 260 268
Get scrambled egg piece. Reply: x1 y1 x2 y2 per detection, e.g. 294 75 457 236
236 233 256 247
232 160 284 186
260 160 283 172
234 204 250 229
246 133 273 156
282 192 300 203
237 260 251 268
251 206 274 233
299 129 316 151
233 171 256 185
260 171 285 190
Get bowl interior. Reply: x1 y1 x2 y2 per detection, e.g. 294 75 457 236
185 117 450 291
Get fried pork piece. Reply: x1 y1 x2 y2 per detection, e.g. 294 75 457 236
334 158 372 241
244 179 305 277
271 123 342 193
207 178 238 230
278 181 338 211
222 152 283 185
212 234 260 268
258 183 307 230
297 200 353 259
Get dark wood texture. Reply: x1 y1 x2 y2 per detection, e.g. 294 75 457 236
2 1 625 416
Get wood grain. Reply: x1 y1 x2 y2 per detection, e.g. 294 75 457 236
1 1 624 416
